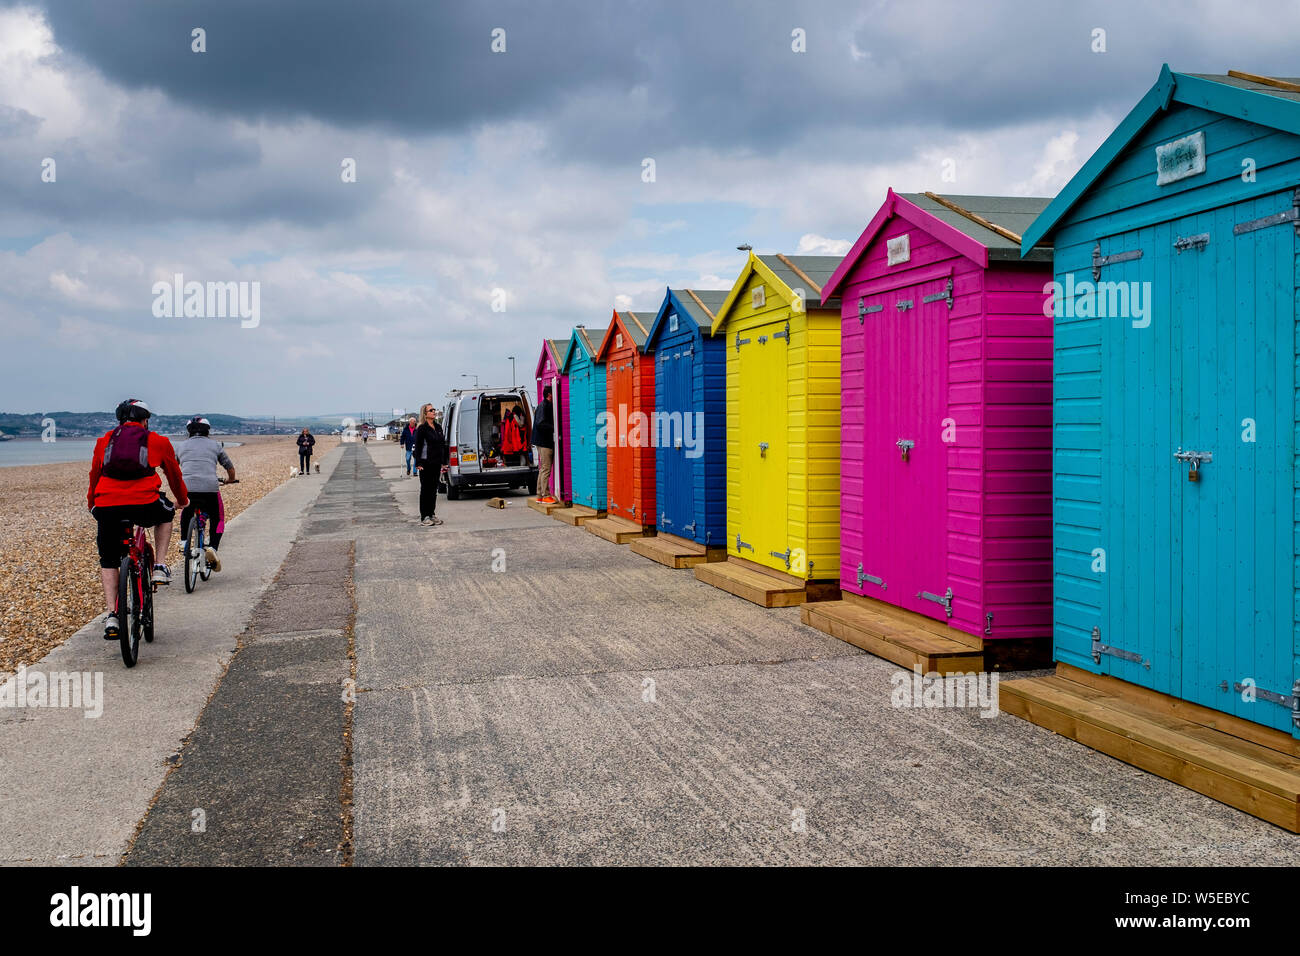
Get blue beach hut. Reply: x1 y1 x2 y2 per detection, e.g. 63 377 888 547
558 325 608 518
1003 66 1300 828
631 289 729 567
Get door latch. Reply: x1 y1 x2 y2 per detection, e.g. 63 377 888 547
1174 447 1213 482
896 438 915 462
759 441 769 458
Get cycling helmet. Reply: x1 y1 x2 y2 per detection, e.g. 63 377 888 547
115 399 151 423
186 416 211 436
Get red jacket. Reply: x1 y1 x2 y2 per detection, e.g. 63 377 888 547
87 423 188 510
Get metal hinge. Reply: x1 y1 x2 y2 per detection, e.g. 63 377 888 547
773 321 790 341
734 332 750 352
1173 233 1210 253
736 533 754 553
1091 625 1150 668
1091 242 1144 280
921 276 954 310
896 298 914 312
858 299 883 324
660 354 669 363
917 587 954 618
1234 188 1300 236
684 521 696 536
770 548 791 569
856 563 885 590
630 503 636 518
1232 679 1300 727
660 512 671 525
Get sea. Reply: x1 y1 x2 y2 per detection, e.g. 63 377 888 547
0 437 243 468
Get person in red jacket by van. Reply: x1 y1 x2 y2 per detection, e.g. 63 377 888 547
87 399 188 641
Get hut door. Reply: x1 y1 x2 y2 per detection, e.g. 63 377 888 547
1177 195 1296 734
736 319 788 570
570 365 595 508
659 347 692 534
892 284 950 620
607 358 635 519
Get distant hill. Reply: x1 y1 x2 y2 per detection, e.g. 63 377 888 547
0 411 324 438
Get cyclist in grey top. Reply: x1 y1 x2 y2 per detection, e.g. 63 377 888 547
176 416 237 572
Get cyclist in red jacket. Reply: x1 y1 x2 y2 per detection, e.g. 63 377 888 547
87 399 189 640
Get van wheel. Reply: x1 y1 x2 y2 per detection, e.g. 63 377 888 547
446 482 462 501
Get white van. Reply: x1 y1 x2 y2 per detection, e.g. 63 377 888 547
441 387 538 500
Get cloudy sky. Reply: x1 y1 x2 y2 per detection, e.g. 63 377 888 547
0 0 1294 418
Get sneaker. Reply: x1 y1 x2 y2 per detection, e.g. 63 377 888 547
420 516 431 526
430 516 444 526
103 614 120 640
153 563 172 585
205 547 221 572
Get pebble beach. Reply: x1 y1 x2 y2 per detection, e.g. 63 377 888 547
0 434 340 674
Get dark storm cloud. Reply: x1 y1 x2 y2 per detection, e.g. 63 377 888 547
29 0 1298 159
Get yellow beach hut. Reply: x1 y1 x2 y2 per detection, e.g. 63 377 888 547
693 252 843 606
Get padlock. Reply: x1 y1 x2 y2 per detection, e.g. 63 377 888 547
901 446 910 462
1188 465 1199 482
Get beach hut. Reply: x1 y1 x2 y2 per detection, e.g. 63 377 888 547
1000 66 1300 830
630 288 730 568
585 311 657 544
531 338 571 514
802 191 1055 673
693 253 843 606
554 326 607 526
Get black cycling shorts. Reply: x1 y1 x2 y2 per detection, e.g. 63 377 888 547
92 495 175 569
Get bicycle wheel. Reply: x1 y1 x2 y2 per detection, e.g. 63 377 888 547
198 524 212 581
119 555 141 667
185 520 199 592
142 565 155 644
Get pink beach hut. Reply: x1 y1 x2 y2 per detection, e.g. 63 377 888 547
535 338 571 503
806 191 1055 671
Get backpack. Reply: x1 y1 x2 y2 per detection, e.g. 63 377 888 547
101 424 153 480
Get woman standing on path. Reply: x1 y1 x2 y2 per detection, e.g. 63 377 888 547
297 427 315 476
414 403 446 526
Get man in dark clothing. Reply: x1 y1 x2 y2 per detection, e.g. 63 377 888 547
532 385 555 503
399 417 418 476
296 428 315 476
414 404 447 525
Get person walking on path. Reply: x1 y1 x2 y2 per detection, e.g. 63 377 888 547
297 427 315 476
533 384 555 503
400 416 418 477
414 403 447 525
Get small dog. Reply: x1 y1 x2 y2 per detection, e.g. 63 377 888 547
314 462 320 473
290 466 299 477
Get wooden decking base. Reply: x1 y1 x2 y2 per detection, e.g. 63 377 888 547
801 591 1049 673
630 532 727 569
584 515 653 544
1001 663 1300 832
551 504 605 526
693 557 839 608
528 498 566 515
801 593 984 674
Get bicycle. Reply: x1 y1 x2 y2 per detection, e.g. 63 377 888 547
183 478 237 593
115 520 156 668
